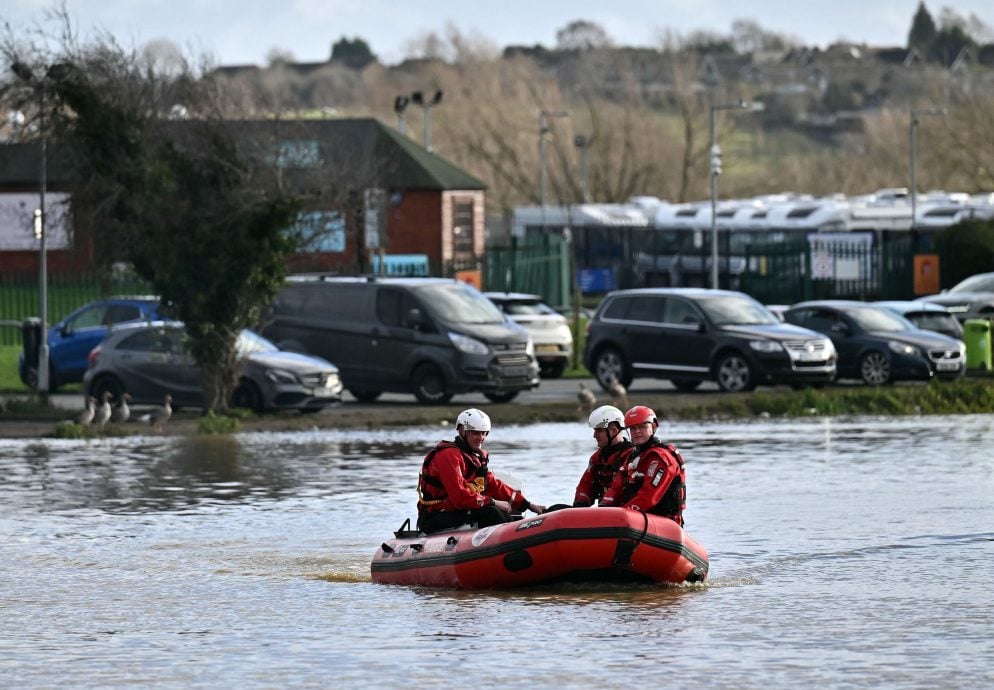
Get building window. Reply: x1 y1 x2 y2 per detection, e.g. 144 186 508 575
453 201 474 256
274 140 320 168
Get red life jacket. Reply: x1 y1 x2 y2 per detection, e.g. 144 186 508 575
589 440 633 503
618 438 686 522
417 439 489 513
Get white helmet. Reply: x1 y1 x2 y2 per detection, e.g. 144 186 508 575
457 408 492 432
588 405 625 430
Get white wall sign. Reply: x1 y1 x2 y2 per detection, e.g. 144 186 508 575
0 193 71 250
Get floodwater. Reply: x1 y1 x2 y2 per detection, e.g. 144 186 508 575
1 414 992 689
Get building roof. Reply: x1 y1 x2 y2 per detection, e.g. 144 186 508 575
219 118 486 192
0 118 486 193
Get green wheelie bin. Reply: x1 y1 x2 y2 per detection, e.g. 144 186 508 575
963 319 992 371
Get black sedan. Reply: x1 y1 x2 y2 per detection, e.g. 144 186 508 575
784 301 966 385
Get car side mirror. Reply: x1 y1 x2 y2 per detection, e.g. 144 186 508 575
59 324 71 337
831 322 849 335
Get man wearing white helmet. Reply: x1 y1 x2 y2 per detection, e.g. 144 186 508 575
572 405 633 507
417 408 547 534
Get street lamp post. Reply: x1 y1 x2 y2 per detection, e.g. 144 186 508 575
11 61 64 394
909 106 945 230
708 99 762 290
538 110 570 229
411 90 443 152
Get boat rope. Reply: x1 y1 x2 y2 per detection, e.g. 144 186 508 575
634 510 650 548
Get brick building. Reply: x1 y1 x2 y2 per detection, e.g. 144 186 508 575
0 118 487 276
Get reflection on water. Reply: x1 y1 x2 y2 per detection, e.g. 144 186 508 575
1 416 993 688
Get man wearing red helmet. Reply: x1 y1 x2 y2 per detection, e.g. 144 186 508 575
601 405 687 526
417 408 546 534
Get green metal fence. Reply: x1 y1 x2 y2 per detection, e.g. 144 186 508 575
483 235 572 309
742 235 941 305
0 271 152 346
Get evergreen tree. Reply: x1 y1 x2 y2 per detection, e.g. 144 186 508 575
908 2 937 53
330 36 376 68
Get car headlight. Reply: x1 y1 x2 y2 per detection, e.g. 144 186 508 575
526 338 535 357
448 332 489 355
888 340 920 357
822 339 837 356
265 368 299 384
748 339 783 353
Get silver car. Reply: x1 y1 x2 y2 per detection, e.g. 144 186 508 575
485 292 574 378
920 272 994 322
83 322 343 413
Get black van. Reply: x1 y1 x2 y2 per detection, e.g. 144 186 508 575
261 276 540 404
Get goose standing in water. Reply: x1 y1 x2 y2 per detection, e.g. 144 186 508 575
148 394 172 432
74 396 96 426
92 391 113 429
111 392 132 424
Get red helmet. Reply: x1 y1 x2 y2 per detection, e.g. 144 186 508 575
624 405 657 428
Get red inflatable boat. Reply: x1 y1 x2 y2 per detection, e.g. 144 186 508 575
370 507 708 589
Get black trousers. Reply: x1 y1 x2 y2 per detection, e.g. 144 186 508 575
418 506 510 534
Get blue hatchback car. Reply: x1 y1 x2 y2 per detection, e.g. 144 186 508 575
18 296 164 391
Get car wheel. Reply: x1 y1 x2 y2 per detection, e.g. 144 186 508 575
540 360 567 379
594 348 632 391
670 377 702 392
89 374 125 403
232 380 265 413
411 364 452 404
349 389 382 403
859 351 891 385
715 352 756 392
484 391 519 403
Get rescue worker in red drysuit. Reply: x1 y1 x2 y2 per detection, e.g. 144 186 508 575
601 405 686 526
573 405 634 507
417 408 547 534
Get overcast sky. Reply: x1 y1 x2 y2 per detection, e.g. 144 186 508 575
6 0 994 66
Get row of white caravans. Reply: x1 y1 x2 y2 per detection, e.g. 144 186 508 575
511 188 994 237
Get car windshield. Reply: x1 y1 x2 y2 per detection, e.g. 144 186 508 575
418 284 506 325
950 274 994 293
910 313 960 333
502 301 558 317
698 295 779 325
236 329 279 355
847 307 914 332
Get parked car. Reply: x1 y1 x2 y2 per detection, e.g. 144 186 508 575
920 272 994 322
261 276 539 404
83 322 343 413
18 296 164 391
484 292 573 378
784 300 965 385
873 300 964 340
582 288 837 393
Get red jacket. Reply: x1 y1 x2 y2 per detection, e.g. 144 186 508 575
573 441 633 507
417 438 529 514
601 438 686 525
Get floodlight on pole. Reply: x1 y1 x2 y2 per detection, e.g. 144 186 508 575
394 95 410 135
909 106 946 230
538 110 570 229
709 99 763 290
411 89 443 151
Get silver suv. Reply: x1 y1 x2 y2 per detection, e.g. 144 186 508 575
583 288 837 392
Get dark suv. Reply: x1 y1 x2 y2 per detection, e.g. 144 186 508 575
583 288 837 392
